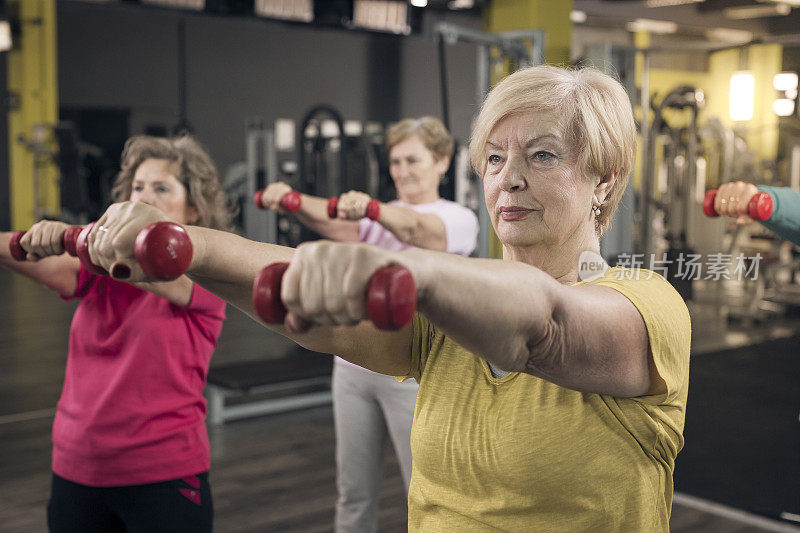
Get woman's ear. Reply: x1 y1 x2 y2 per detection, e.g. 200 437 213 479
435 156 451 177
186 205 200 225
594 171 619 205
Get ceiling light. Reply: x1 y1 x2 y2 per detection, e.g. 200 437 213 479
730 72 755 121
625 18 678 34
774 72 798 91
645 0 703 7
448 0 474 8
773 98 795 116
570 10 587 23
254 0 313 22
410 0 427 7
723 4 791 19
0 20 11 52
761 0 800 7
705 27 753 43
353 1 411 35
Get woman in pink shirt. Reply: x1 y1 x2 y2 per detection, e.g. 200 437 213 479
0 135 235 533
256 117 478 532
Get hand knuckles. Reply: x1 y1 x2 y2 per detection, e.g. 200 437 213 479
343 281 365 302
110 234 130 254
323 292 346 313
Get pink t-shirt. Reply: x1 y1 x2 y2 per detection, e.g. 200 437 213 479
337 199 478 371
52 265 226 487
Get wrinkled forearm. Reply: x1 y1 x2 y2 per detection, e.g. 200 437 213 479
294 194 360 242
185 226 294 315
378 205 447 251
182 227 411 374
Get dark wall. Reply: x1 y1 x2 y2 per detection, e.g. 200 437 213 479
57 2 480 177
398 36 479 145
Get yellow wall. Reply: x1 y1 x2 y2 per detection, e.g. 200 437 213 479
631 42 783 196
641 44 782 162
7 0 59 229
706 45 782 161
485 0 573 64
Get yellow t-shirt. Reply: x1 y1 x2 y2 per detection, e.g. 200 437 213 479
403 267 691 532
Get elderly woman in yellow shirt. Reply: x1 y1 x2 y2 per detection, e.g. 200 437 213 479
84 65 691 532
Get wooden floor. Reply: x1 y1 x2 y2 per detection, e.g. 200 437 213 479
1 268 798 532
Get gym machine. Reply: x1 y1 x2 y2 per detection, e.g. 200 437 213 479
239 106 384 247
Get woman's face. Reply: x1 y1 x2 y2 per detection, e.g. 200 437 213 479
129 158 198 225
388 135 449 204
482 110 596 251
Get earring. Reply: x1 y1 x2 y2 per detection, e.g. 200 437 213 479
592 205 601 216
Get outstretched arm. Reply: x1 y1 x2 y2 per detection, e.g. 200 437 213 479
757 185 800 246
336 190 447 251
87 201 660 394
1 221 199 307
258 182 359 242
715 181 800 246
87 201 412 375
0 222 81 297
278 243 657 397
399 249 657 397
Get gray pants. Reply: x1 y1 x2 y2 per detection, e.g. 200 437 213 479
332 361 418 533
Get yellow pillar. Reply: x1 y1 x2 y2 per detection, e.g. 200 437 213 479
485 0 573 64
7 0 59 229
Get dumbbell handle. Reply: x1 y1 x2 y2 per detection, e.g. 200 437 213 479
9 225 84 261
326 196 380 221
252 262 416 331
702 189 773 221
253 189 302 212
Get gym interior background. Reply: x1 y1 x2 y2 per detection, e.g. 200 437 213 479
1 0 799 531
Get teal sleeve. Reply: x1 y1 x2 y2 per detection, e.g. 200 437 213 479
756 186 800 246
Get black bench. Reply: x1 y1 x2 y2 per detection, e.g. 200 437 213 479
206 348 333 426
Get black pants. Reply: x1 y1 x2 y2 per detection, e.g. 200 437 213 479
47 472 213 533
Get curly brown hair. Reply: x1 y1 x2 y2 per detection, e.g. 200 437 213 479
110 135 237 231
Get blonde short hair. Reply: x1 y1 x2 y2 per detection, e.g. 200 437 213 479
386 116 454 162
111 135 237 231
469 65 636 234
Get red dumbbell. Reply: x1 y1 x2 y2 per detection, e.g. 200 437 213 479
73 221 192 280
253 189 302 212
133 221 193 281
253 262 416 331
702 189 773 221
9 225 84 262
63 226 82 257
74 223 110 276
326 196 380 221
